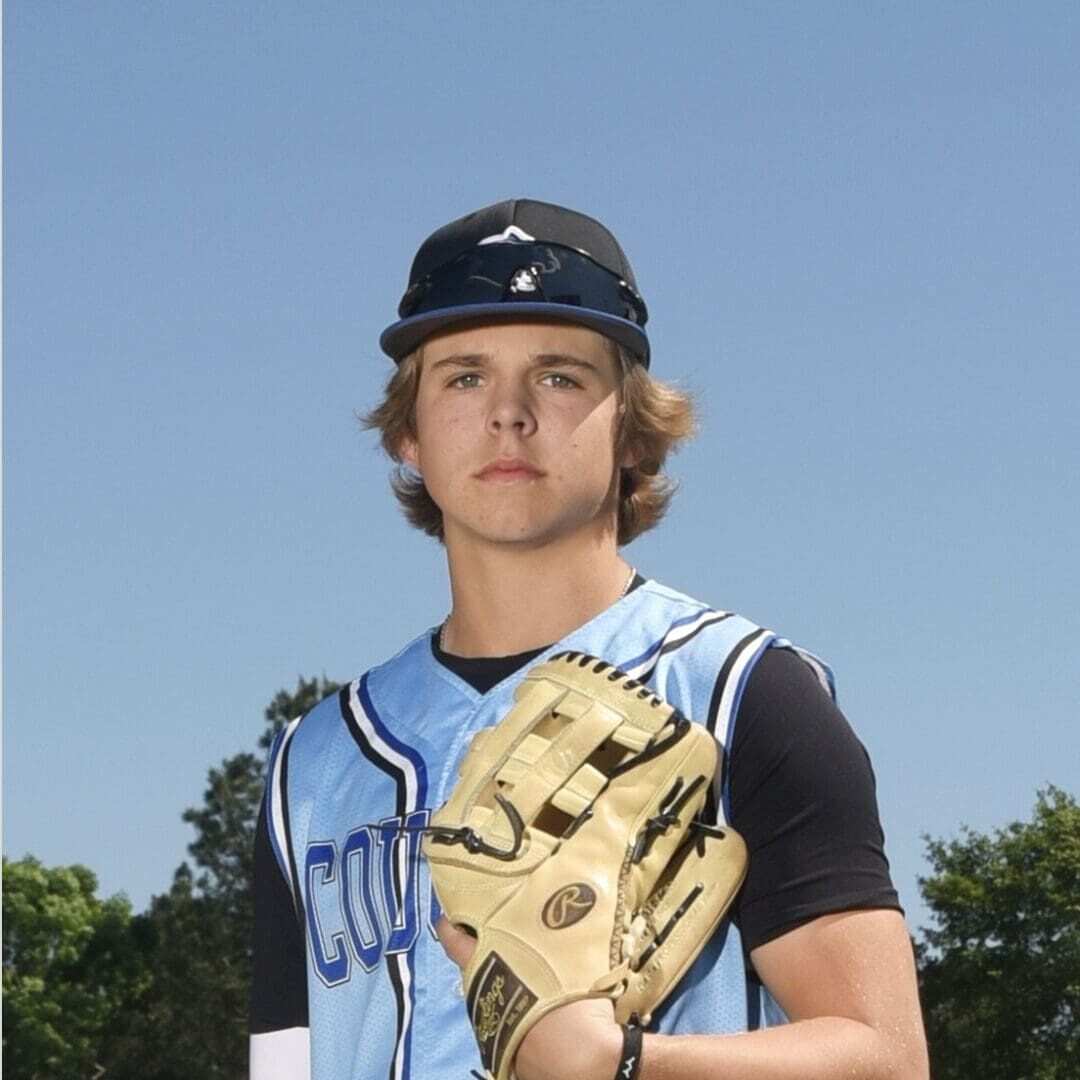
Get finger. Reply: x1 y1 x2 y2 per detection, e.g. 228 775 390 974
434 915 478 968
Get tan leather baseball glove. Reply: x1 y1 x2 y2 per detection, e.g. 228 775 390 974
423 651 748 1080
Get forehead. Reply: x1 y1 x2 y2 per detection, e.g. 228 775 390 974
418 319 620 369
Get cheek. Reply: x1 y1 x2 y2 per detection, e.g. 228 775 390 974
413 418 474 482
564 404 621 461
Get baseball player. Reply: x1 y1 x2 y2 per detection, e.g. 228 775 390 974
249 199 929 1080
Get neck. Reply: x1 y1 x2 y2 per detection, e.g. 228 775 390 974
440 531 633 657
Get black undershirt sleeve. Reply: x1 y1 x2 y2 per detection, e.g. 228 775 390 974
728 647 901 954
249 590 896 1036
250 801 309 1034
430 620 902 962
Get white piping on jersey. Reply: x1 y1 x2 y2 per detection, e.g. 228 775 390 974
267 715 304 907
347 678 424 811
347 676 425 951
712 629 776 745
773 639 837 699
622 608 734 681
344 676 426 1080
711 627 776 826
387 952 415 1080
616 609 772 829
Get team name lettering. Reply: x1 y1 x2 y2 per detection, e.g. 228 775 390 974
305 810 431 986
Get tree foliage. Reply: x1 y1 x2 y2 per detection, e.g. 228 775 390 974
103 675 342 1080
3 856 148 1079
918 785 1080 1079
11 671 1075 1080
3 676 341 1080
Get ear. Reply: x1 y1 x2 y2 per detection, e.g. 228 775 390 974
619 438 643 471
614 393 643 471
398 434 420 471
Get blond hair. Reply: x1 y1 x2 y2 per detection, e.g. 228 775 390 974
362 342 696 545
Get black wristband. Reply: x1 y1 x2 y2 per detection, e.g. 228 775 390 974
614 1023 643 1080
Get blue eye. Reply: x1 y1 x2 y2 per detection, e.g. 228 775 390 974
450 372 483 389
542 372 580 389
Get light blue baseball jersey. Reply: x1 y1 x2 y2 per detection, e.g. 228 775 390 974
261 579 832 1079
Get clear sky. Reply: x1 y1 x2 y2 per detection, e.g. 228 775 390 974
5 3 1079 931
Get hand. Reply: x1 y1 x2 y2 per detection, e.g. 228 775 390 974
434 917 624 1080
433 915 479 968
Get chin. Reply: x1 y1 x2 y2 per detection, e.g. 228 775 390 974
482 514 613 550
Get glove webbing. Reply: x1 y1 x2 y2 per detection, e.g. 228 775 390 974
417 713 694 861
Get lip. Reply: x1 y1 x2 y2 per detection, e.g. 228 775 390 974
476 458 545 483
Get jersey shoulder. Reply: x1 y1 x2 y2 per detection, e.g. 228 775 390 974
639 577 835 697
287 627 458 742
635 577 717 618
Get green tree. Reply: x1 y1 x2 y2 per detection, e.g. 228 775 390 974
3 856 148 1079
103 676 341 1080
182 674 341 916
918 786 1080 1080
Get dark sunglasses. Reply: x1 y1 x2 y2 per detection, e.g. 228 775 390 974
396 242 648 328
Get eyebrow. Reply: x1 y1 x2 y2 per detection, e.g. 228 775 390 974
427 352 601 373
533 353 601 373
427 353 487 370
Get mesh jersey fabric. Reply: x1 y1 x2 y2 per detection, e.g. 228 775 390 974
257 580 866 1079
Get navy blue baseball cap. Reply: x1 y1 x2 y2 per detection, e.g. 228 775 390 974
380 199 650 367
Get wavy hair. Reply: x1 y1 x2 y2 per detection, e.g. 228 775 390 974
362 342 696 545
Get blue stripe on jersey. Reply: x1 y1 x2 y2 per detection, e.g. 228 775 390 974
340 675 430 1080
704 626 776 823
264 727 287 875
620 607 726 675
355 674 430 813
719 630 776 821
274 580 830 1076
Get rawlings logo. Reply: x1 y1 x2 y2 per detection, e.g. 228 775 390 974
475 974 505 1041
467 953 538 1076
542 883 597 929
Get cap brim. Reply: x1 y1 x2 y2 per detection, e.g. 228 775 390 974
379 303 650 368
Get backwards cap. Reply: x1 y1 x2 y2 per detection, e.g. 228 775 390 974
380 198 650 367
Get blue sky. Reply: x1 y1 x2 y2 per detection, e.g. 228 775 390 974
5 3 1078 931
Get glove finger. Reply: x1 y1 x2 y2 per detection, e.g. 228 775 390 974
617 825 748 1025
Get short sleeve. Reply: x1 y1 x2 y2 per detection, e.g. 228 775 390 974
728 647 901 953
250 801 309 1035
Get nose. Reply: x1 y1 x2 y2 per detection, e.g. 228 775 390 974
486 378 538 437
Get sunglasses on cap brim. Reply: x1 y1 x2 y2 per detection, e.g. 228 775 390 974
397 242 648 328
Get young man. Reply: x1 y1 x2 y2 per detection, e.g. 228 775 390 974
250 200 929 1080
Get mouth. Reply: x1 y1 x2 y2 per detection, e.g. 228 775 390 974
476 458 545 483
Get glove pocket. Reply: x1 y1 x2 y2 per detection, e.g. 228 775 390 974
616 822 749 1025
